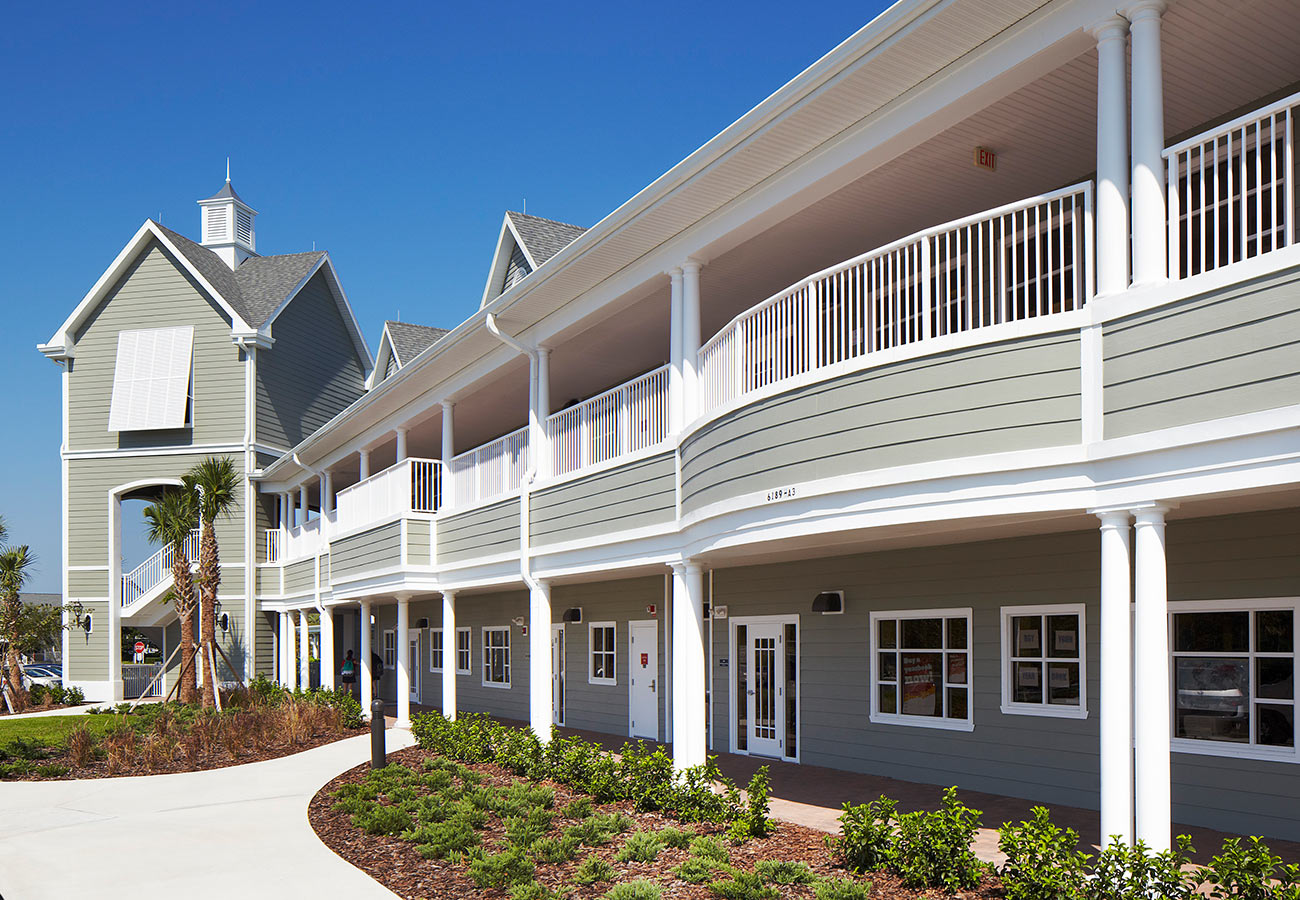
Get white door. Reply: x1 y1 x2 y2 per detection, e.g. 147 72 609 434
552 624 566 726
629 621 658 739
745 623 784 758
408 634 421 704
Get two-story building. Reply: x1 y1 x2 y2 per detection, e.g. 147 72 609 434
43 0 1300 850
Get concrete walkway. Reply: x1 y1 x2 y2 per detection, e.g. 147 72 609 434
0 703 96 721
0 728 414 900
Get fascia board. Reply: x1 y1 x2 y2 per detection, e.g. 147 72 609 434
479 216 532 310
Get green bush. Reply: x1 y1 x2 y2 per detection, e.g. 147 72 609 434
562 797 593 819
1204 836 1300 900
504 809 554 849
351 804 412 836
1085 836 1198 900
530 834 580 864
813 877 874 900
891 787 985 891
573 854 616 885
414 818 481 858
998 807 1091 900
754 859 817 885
468 847 535 888
602 879 662 900
659 825 695 849
708 870 779 900
508 881 564 900
828 795 897 873
63 686 85 706
616 830 665 863
731 767 774 841
672 857 717 883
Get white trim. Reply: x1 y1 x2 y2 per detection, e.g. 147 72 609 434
64 443 251 460
869 607 974 733
726 613 801 762
627 619 659 740
999 603 1088 719
429 626 444 673
382 628 397 670
456 626 472 675
480 214 541 309
481 626 511 688
588 621 617 686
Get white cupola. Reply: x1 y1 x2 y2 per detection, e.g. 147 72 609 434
197 164 258 269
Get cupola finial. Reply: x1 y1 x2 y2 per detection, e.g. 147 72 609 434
226 157 231 183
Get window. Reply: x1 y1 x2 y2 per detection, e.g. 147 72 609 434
870 609 973 731
1171 601 1296 758
1000 605 1086 718
589 622 616 685
483 627 510 687
429 628 444 673
456 627 471 675
383 629 396 669
107 326 195 431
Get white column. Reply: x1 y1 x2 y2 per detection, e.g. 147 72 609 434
107 496 124 700
359 600 374 717
671 562 706 770
298 609 310 691
279 493 290 529
395 427 408 463
321 471 334 516
536 348 551 478
441 401 455 507
319 605 336 691
668 267 684 434
1133 505 1171 851
285 609 298 690
442 591 458 721
680 260 702 423
1089 15 1131 296
396 595 412 728
1127 0 1168 286
358 448 371 481
1097 509 1134 845
298 485 308 524
278 611 290 687
529 580 553 743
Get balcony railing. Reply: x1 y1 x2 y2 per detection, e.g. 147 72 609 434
335 457 442 535
122 528 200 608
448 426 529 510
265 528 282 563
547 365 670 477
1166 90 1297 280
698 183 1093 415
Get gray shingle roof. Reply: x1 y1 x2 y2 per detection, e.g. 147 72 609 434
506 212 587 267
154 223 324 328
202 180 244 202
386 321 451 365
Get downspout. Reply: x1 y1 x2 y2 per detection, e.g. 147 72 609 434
238 337 257 683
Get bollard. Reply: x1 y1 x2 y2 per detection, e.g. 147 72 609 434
370 699 386 769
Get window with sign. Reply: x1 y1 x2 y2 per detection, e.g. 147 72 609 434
456 627 471 675
1171 601 1295 757
429 628 444 673
483 627 510 688
1000 605 1086 718
589 622 616 685
870 609 973 731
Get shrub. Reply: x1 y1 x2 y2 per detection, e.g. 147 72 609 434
27 684 47 706
998 806 1091 900
602 879 662 900
468 847 535 889
414 819 481 858
1085 836 1198 900
754 860 817 885
690 835 731 864
352 804 413 836
509 881 563 900
659 826 695 849
731 767 774 841
708 870 779 900
828 795 897 874
63 686 85 706
504 810 554 849
1203 836 1300 900
891 787 984 892
65 726 97 768
103 726 137 773
616 830 665 863
140 733 176 771
813 877 874 900
530 834 580 864
35 764 70 777
673 857 717 883
563 797 593 819
574 854 616 885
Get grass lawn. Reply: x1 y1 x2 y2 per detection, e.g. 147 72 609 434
0 714 119 748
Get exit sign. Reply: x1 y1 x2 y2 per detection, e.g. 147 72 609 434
974 147 997 171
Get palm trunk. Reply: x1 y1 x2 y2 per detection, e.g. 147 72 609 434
4 647 25 714
199 520 220 709
173 547 197 705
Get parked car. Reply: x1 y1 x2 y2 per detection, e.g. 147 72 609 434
21 663 62 689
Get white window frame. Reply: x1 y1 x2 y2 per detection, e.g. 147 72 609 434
383 629 396 670
1169 598 1299 764
482 626 511 688
456 626 471 675
588 621 616 686
999 603 1087 719
429 627 444 673
869 607 974 732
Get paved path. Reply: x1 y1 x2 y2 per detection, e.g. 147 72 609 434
0 728 415 900
0 704 96 721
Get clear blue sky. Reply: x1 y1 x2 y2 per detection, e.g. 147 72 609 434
0 1 889 592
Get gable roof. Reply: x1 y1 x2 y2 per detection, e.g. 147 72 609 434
386 321 451 365
480 211 587 308
42 219 372 374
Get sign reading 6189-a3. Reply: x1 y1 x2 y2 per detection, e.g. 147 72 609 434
765 487 797 502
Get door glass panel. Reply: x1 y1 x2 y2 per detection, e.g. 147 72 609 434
1175 612 1248 652
946 617 968 650
1014 616 1042 657
735 625 747 751
879 683 897 715
754 636 777 740
785 623 797 758
946 652 967 685
878 652 897 680
1046 615 1079 659
902 619 942 649
1014 661 1043 703
946 687 968 720
900 652 942 716
878 619 896 649
1258 610 1295 654
1256 704 1295 747
1257 657 1293 700
1047 662 1081 705
1174 657 1248 742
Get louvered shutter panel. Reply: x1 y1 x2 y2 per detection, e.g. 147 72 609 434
107 326 194 431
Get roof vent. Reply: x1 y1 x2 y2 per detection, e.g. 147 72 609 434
196 161 258 269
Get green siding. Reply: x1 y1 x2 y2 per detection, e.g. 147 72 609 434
330 521 402 582
68 569 110 597
437 499 520 564
68 240 245 451
255 270 367 450
65 600 110 684
283 558 316 596
530 453 675 546
254 611 276 677
407 519 432 565
681 331 1081 513
1103 264 1300 437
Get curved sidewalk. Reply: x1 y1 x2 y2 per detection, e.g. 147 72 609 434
0 728 415 900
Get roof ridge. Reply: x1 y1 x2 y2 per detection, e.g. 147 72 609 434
506 210 587 230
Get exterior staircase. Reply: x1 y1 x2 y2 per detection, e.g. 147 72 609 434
121 529 200 619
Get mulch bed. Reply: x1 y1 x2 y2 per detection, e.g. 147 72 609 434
4 727 364 780
309 746 1007 899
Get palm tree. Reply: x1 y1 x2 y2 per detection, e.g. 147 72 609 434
0 544 36 713
186 457 239 709
144 488 199 704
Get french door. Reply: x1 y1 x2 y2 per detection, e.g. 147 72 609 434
734 617 798 760
552 624 565 726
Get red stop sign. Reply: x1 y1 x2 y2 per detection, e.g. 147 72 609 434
134 641 145 654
